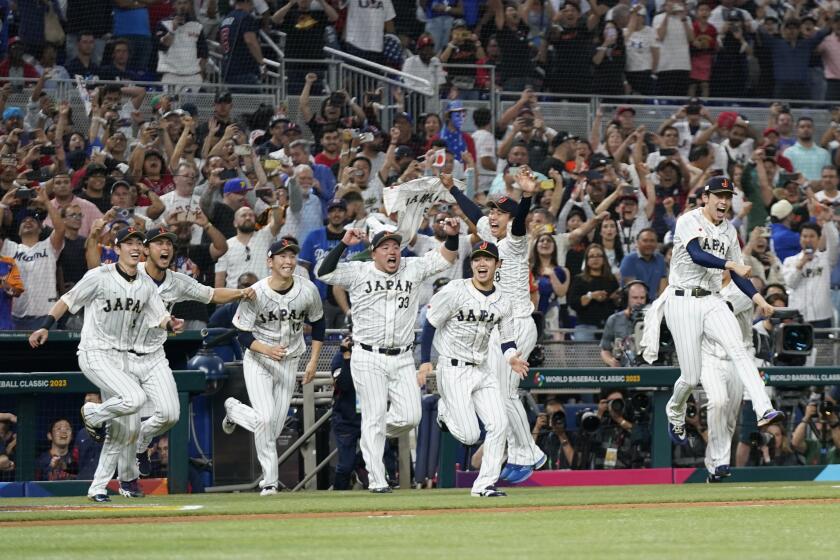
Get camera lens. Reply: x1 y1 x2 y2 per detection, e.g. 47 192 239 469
610 399 625 415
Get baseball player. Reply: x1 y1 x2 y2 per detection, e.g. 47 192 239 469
113 226 256 487
419 241 530 497
699 274 752 482
442 168 546 483
662 176 783 446
28 226 184 502
317 220 460 493
223 238 325 496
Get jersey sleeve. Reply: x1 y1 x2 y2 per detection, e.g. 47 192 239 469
497 297 516 344
232 293 258 332
674 212 703 247
60 268 102 314
425 284 458 329
317 260 363 289
412 246 454 281
144 284 170 329
171 271 215 304
306 282 324 322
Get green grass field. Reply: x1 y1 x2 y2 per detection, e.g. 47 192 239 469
4 484 840 559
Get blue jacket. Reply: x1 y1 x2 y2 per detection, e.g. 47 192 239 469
758 28 830 83
771 222 802 262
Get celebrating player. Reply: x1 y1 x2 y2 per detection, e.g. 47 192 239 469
442 168 546 484
419 241 529 497
317 219 460 493
657 176 784 445
28 227 184 502
111 226 256 492
223 238 325 496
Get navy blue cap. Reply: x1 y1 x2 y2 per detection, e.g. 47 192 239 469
370 230 402 250
471 241 499 261
487 195 517 214
327 198 347 211
115 226 145 245
268 238 300 256
145 226 177 245
704 176 735 195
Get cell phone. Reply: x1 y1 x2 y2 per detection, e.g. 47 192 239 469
1 155 17 167
263 159 280 170
659 148 677 156
709 169 724 177
834 205 840 217
539 179 555 190
605 27 617 41
219 169 238 180
358 132 375 144
15 187 35 200
368 92 382 103
116 207 134 220
39 145 56 156
234 145 252 156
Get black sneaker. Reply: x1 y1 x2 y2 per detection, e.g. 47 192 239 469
118 479 144 498
89 493 111 503
471 486 507 497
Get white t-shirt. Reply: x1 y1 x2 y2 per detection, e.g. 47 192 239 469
215 227 276 288
624 26 657 72
652 13 691 72
673 120 711 159
344 0 395 53
1 238 63 318
721 138 755 168
472 128 497 192
401 55 446 96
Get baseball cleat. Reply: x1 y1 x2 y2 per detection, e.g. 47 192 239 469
668 422 688 445
222 398 237 434
136 451 151 477
505 464 534 485
260 486 278 496
471 486 507 497
714 465 731 478
118 479 145 498
533 453 548 470
499 463 515 482
89 494 111 503
80 403 106 444
369 487 393 494
757 409 785 428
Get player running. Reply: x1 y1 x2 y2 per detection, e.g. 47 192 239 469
224 238 325 496
317 219 460 493
28 227 184 502
658 177 784 445
419 241 529 497
442 168 546 484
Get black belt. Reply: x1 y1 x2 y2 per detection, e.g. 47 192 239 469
359 343 413 356
674 288 713 298
449 359 477 367
113 349 148 356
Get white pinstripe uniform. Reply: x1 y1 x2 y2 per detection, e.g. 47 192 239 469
114 263 215 480
427 279 515 493
475 217 542 466
699 281 751 474
228 276 323 490
60 264 170 497
666 208 772 426
318 249 453 491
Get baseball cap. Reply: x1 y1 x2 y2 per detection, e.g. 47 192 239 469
771 199 794 220
144 226 177 245
394 145 414 159
19 207 45 223
704 176 735 195
716 111 739 130
471 241 499 261
446 100 466 113
616 106 636 116
394 111 413 124
487 195 517 214
111 179 131 191
223 178 251 195
180 102 198 117
417 35 435 49
269 115 290 129
86 162 108 176
163 109 187 119
284 123 302 134
3 107 23 120
115 226 145 245
686 103 702 115
370 230 402 250
214 90 233 103
585 169 605 181
589 155 611 169
763 127 779 137
327 198 347 211
552 131 578 147
452 18 468 29
268 238 300 256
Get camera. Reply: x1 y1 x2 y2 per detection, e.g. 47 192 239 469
577 409 601 433
115 207 134 221
609 398 625 416
748 431 773 449
15 187 35 200
39 145 56 156
551 409 566 429
328 92 345 106
630 304 676 365
219 169 239 180
753 308 813 366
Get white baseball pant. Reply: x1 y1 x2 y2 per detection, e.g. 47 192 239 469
79 350 168 496
664 293 772 425
700 354 743 473
224 350 300 490
350 347 421 491
487 316 542 466
437 362 508 493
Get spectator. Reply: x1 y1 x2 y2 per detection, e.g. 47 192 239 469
56 205 88 300
758 19 829 100
568 243 620 341
330 334 362 490
0 251 24 330
592 21 626 96
619 228 667 298
284 164 327 243
424 1 463 54
816 166 840 206
287 139 336 206
542 1 600 95
155 0 209 89
489 0 537 91
271 0 338 93
35 418 77 481
653 0 694 96
592 216 624 276
436 101 475 164
688 2 715 98
203 173 250 239
0 412 16 474
782 222 839 330
0 188 64 329
214 202 283 288
256 116 289 157
792 398 840 465
710 11 751 99
218 0 265 87
0 37 39 84
600 280 648 367
595 188 654 255
624 4 658 96
196 90 234 150
98 39 144 82
402 34 446 97
471 107 497 192
75 393 103 479
785 117 832 181
530 231 570 334
439 19 485 98
112 0 154 72
207 271 258 328
532 400 575 469
64 33 101 80
158 162 202 231
743 226 784 288
65 2 112 65
818 14 840 102
342 0 396 65
314 124 342 169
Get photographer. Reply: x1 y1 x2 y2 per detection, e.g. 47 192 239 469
331 334 363 490
599 280 648 367
532 399 575 469
673 397 709 468
578 390 650 469
792 395 840 465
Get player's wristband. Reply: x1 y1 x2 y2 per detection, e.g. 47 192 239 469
444 234 459 252
40 316 56 330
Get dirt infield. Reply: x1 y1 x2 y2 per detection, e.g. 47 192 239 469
3 497 839 527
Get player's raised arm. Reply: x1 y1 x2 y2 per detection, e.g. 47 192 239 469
317 228 366 282
438 217 461 263
511 167 536 238
440 173 484 226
